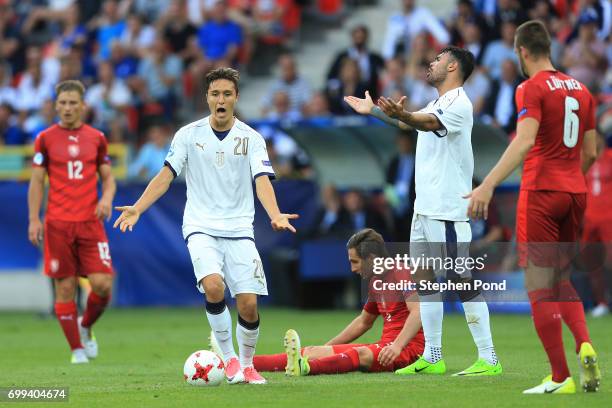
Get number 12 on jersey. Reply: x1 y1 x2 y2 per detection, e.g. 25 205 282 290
563 96 579 148
67 160 83 179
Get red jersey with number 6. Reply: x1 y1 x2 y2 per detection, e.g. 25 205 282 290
515 70 597 193
33 124 110 222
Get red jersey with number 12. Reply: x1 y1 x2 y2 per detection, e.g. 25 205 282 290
515 70 597 193
33 124 110 222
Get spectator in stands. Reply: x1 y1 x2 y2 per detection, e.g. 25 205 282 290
56 4 87 55
304 184 353 239
0 3 22 74
261 53 312 116
458 18 486 64
135 38 183 120
342 189 390 239
382 0 450 60
85 60 132 134
303 91 331 118
15 48 55 114
326 57 369 116
123 0 172 22
327 25 385 99
481 19 518 80
0 103 27 145
562 8 608 92
448 0 489 46
381 57 412 99
128 123 171 180
266 91 302 122
23 98 56 140
109 41 140 81
407 61 437 111
487 0 527 39
385 130 416 241
0 62 16 109
482 58 520 134
157 0 198 63
469 178 504 255
405 32 437 82
58 52 83 83
463 67 491 118
120 13 156 59
90 0 128 61
194 0 242 69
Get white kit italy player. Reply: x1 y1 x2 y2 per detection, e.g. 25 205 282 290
345 46 502 377
114 68 298 385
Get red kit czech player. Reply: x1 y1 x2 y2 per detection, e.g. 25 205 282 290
249 229 424 376
466 21 600 394
28 80 116 364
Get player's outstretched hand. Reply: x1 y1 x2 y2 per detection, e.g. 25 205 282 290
113 206 141 232
378 96 407 119
464 184 493 220
95 198 113 221
28 218 43 246
378 343 401 366
344 91 375 115
271 213 299 233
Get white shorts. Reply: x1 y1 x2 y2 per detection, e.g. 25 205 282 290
186 233 268 297
410 214 472 278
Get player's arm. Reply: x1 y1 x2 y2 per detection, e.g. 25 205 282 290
95 163 116 221
581 129 598 174
343 91 412 130
113 165 174 232
325 309 378 346
254 175 299 233
27 167 46 246
377 96 442 132
378 294 422 366
465 118 539 220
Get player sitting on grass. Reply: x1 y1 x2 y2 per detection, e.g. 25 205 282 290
218 228 425 376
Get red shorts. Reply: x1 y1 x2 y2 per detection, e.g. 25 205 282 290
331 341 423 372
516 190 586 267
43 219 113 279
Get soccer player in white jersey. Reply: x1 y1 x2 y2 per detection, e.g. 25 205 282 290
345 46 501 376
113 68 298 385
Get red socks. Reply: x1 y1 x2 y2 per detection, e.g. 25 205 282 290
556 280 591 353
253 353 287 372
528 288 570 383
81 292 110 328
54 301 83 351
308 348 360 375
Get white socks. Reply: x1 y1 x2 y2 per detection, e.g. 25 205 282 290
419 292 444 363
462 295 497 365
206 305 237 362
236 317 260 369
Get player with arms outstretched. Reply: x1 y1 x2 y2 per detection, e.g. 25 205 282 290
242 229 424 376
466 20 601 394
345 47 501 377
113 68 297 385
28 80 116 364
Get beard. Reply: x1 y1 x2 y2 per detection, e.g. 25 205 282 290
517 53 529 78
426 69 445 87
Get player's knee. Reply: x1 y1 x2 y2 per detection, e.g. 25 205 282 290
92 279 112 297
237 299 258 322
201 276 225 299
55 280 77 301
356 347 373 370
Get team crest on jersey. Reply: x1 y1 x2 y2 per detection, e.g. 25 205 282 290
68 144 80 158
215 151 225 167
50 259 59 273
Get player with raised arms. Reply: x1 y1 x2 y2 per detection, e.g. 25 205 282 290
113 68 298 385
28 80 116 364
344 46 502 377
466 20 601 394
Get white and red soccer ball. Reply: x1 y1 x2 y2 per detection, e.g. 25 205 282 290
183 350 225 386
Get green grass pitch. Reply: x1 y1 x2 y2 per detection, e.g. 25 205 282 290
0 308 609 407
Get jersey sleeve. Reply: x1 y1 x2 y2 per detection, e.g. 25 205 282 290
96 132 111 167
426 97 469 138
515 82 542 123
249 134 276 180
164 127 188 177
32 132 47 168
363 301 378 315
584 92 597 132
